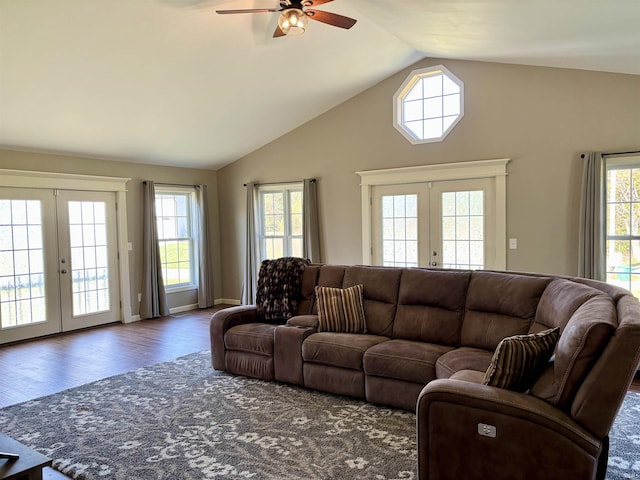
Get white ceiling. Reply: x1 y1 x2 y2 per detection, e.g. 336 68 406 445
1 0 639 171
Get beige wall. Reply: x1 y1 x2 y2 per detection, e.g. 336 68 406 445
217 57 640 301
0 149 221 315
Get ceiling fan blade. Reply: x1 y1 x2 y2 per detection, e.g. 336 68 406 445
304 0 334 6
306 9 356 29
273 25 286 37
216 8 279 14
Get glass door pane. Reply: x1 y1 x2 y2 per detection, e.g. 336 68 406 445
440 190 485 269
0 189 60 344
430 178 495 270
372 184 429 267
381 194 419 267
68 200 111 315
57 191 120 331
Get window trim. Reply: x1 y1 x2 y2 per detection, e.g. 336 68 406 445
604 154 640 294
356 159 509 269
256 182 304 262
393 65 464 145
154 186 198 292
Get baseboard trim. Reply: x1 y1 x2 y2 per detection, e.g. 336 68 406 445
170 303 199 314
215 298 241 306
126 299 240 324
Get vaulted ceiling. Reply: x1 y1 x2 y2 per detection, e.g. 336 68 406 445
1 0 639 170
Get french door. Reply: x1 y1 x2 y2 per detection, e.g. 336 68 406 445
0 188 120 344
371 178 496 269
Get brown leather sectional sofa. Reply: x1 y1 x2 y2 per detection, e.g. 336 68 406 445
209 264 640 480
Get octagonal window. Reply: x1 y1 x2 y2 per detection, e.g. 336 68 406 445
393 65 464 144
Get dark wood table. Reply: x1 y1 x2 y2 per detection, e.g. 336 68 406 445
0 433 52 480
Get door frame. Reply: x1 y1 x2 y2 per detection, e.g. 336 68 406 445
0 169 133 323
357 158 509 269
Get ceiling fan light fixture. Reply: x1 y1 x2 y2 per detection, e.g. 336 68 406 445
278 8 307 35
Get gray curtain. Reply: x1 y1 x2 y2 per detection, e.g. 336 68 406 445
303 178 321 263
578 152 606 280
196 184 215 308
140 180 169 319
242 182 259 305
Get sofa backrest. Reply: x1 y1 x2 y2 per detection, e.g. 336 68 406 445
529 278 603 333
460 271 551 351
530 295 616 409
343 266 402 337
303 264 346 315
393 268 470 346
570 294 640 437
298 264 321 315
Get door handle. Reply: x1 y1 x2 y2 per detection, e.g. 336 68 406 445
430 261 437 267
61 269 68 274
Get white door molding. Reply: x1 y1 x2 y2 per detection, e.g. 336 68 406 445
356 159 509 269
0 169 133 323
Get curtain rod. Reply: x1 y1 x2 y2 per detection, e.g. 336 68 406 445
143 181 200 188
580 150 640 158
243 179 316 187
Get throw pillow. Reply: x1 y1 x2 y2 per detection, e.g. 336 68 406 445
482 327 560 392
315 284 367 333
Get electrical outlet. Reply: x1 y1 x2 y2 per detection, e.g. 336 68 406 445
138 293 142 302
509 238 518 249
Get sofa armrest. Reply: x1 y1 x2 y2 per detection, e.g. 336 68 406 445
209 305 258 370
417 379 602 480
287 314 319 329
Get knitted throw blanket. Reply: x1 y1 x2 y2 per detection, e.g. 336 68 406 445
256 257 311 321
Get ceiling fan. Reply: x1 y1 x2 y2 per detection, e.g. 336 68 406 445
216 0 357 37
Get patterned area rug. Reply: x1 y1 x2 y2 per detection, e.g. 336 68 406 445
0 350 637 479
0 351 415 479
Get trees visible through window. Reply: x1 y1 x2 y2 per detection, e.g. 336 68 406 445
258 185 303 261
155 188 196 289
606 159 640 296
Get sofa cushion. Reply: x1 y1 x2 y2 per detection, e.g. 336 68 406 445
343 266 402 337
310 265 348 314
364 340 453 384
224 323 276 356
530 297 616 408
435 347 494 379
302 332 389 370
394 269 470 346
298 264 321 315
482 327 560 392
461 272 551 351
315 284 366 333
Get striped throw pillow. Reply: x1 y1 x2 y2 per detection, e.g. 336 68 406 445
315 284 367 333
482 327 560 392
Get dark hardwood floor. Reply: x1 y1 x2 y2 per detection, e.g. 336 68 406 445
1 304 638 479
0 306 227 409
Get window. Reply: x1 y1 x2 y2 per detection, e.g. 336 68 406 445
605 156 640 296
155 188 196 290
258 184 303 261
393 65 464 144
